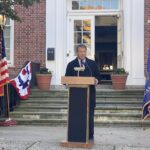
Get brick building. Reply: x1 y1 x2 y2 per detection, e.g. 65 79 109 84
8 0 46 78
4 0 150 86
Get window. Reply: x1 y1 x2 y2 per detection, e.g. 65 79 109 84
4 18 14 64
74 19 92 54
72 0 119 10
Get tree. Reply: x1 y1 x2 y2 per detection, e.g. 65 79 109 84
0 0 40 21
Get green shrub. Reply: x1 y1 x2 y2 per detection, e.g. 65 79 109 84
113 68 128 75
39 67 52 74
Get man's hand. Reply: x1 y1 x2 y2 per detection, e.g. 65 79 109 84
95 79 98 85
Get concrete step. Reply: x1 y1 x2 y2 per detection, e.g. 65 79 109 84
10 112 142 120
13 118 149 127
13 105 142 114
30 89 144 94
10 89 145 127
20 99 143 104
29 95 144 99
22 97 143 102
19 103 141 108
29 90 144 98
14 105 142 110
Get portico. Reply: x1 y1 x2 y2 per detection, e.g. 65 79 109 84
46 0 145 86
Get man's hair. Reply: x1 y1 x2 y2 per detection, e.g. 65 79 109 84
76 44 87 52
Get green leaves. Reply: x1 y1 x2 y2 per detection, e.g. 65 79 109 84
39 67 52 74
0 0 40 21
113 68 128 75
14 0 40 8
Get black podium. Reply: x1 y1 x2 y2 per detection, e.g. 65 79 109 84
60 76 95 149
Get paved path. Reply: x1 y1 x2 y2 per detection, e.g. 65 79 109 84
0 126 150 150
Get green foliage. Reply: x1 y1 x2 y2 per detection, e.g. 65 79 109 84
113 68 128 75
0 0 40 21
39 67 52 75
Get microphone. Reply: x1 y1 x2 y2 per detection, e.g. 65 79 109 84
74 67 85 76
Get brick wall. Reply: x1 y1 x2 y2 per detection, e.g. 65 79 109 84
145 0 150 77
9 0 46 78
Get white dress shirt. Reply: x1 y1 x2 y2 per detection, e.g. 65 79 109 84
78 58 86 67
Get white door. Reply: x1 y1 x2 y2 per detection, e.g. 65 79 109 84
67 16 95 63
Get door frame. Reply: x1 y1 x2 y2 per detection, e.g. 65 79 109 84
67 11 123 67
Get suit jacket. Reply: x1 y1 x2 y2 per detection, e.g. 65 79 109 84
65 57 101 108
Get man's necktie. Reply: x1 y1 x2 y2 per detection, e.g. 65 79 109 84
81 59 84 67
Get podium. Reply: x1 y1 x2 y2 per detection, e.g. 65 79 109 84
60 76 95 149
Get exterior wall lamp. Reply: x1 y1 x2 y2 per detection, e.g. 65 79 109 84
0 14 6 29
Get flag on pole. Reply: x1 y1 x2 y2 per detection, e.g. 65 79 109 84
10 62 32 100
0 30 9 96
142 46 150 120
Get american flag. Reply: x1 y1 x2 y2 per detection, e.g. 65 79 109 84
0 30 9 96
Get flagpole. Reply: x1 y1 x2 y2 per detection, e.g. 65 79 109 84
0 28 10 119
0 83 17 126
0 21 17 126
6 83 10 119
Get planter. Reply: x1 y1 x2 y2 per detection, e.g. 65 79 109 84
36 74 52 90
111 74 128 90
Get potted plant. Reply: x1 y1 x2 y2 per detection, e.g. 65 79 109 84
36 67 52 90
111 68 128 90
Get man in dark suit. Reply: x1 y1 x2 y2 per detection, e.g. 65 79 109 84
65 44 101 141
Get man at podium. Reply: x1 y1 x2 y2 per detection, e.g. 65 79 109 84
65 44 101 141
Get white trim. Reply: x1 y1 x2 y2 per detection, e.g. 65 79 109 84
67 2 122 67
55 0 67 85
123 0 145 86
67 11 121 16
10 19 14 66
67 16 95 62
46 0 67 85
46 0 57 85
6 19 14 67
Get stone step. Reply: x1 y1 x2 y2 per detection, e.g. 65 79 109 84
14 105 142 110
29 93 143 97
29 90 144 98
14 105 142 114
12 118 149 127
22 97 143 102
13 109 141 114
28 95 144 100
20 99 143 104
19 103 141 107
10 112 142 120
11 89 145 127
30 89 144 94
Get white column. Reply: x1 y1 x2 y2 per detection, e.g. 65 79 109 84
123 0 145 86
55 0 67 85
46 0 57 85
